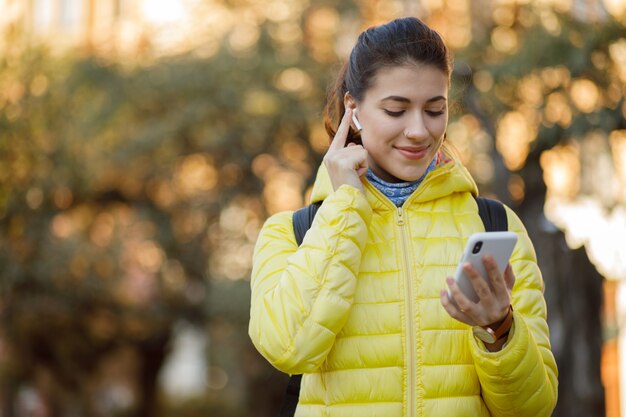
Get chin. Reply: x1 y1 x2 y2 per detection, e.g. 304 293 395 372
397 169 427 182
374 163 428 183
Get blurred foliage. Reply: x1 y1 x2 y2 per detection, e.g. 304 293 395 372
472 9 624 152
0 1 624 416
0 8 334 415
449 6 626 204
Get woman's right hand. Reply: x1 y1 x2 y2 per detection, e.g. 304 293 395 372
323 108 369 193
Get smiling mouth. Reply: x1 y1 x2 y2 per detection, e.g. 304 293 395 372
396 145 429 160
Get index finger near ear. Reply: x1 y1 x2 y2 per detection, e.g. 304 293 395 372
328 108 353 151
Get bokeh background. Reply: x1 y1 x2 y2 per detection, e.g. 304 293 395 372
1 0 625 416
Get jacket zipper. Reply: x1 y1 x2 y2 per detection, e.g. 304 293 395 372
398 206 417 417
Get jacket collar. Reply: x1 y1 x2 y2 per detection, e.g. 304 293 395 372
309 153 478 209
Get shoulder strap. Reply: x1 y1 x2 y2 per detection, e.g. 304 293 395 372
475 196 508 232
278 201 322 417
278 375 302 417
292 201 322 246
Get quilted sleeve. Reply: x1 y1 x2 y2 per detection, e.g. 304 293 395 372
248 185 372 375
469 206 558 417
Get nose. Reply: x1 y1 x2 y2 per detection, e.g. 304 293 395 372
404 112 428 139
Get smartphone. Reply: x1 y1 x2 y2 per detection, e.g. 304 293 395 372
449 232 518 305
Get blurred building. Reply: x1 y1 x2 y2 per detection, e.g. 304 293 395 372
0 0 222 57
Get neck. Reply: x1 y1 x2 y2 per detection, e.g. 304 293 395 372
366 158 437 206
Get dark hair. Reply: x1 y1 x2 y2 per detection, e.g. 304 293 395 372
323 17 453 143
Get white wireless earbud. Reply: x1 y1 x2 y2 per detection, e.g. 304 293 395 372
351 113 363 131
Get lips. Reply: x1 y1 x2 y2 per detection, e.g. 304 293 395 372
395 145 429 160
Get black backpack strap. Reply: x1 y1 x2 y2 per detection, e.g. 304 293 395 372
278 201 322 417
475 196 508 232
292 201 322 246
278 374 302 417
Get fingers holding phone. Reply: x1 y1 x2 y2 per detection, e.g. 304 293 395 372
323 107 369 192
440 232 517 327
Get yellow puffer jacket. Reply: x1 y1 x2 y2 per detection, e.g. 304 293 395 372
249 158 558 417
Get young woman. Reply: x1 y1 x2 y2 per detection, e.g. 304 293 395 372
249 17 558 417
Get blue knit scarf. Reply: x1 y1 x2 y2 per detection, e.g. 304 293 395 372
366 158 437 206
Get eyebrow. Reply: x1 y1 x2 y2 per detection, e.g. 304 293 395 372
381 95 447 104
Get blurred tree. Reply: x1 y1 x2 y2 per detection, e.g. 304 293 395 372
0 6 338 414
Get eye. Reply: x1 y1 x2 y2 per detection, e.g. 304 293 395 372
383 109 405 117
426 109 446 117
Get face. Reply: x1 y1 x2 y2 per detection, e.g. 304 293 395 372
349 63 449 183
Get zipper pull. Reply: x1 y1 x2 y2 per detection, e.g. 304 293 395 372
397 207 405 226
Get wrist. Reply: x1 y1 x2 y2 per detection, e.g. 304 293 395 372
486 305 513 332
472 305 514 345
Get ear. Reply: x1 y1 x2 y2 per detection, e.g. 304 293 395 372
344 91 357 112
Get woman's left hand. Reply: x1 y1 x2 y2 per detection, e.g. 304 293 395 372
440 254 515 328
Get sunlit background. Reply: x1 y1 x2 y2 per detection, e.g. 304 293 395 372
1 0 625 416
